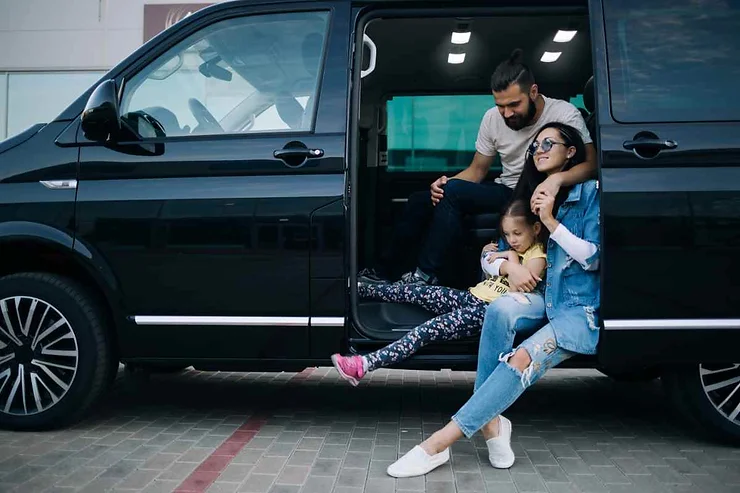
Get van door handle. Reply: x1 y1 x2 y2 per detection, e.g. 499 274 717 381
273 148 324 160
622 139 678 151
273 142 324 168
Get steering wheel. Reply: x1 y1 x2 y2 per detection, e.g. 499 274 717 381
188 98 224 133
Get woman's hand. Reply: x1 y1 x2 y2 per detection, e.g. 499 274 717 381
506 262 541 293
532 190 559 232
531 173 563 211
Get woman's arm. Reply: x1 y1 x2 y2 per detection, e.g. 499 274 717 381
532 183 601 271
523 257 547 280
550 225 598 270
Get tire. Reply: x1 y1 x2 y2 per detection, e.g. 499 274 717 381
0 273 110 430
598 366 661 382
662 363 740 443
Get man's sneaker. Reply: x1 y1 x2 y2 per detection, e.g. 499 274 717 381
330 354 365 386
358 268 389 284
396 268 438 286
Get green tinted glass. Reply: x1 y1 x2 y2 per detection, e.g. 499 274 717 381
386 95 500 173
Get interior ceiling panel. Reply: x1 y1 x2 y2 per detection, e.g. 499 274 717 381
362 15 592 99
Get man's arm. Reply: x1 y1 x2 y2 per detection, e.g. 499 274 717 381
532 143 597 205
453 151 495 183
557 143 597 187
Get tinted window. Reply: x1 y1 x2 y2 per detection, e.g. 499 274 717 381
386 95 501 173
604 0 740 123
120 11 329 137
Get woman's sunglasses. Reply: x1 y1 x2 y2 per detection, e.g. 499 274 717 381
527 137 568 156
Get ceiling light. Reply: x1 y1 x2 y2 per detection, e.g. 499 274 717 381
540 51 562 63
451 31 471 44
554 30 577 43
448 52 466 64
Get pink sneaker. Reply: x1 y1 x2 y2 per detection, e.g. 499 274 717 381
331 354 365 386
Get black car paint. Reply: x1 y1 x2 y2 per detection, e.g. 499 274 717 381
0 0 736 372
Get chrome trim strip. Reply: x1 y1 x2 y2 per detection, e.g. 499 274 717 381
134 316 309 326
133 316 345 327
604 319 740 330
391 198 409 203
311 317 344 327
40 180 77 190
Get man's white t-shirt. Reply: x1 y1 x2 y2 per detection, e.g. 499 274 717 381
475 95 593 189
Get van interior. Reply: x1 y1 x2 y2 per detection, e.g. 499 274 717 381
352 10 594 348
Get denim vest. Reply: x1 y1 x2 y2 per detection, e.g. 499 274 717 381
544 180 601 355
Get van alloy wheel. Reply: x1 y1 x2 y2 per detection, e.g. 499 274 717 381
700 363 740 427
0 296 79 416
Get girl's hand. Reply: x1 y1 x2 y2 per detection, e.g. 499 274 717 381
481 242 499 255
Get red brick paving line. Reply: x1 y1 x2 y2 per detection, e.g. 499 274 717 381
174 367 316 493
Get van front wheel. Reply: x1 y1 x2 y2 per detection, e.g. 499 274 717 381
0 273 109 430
663 363 740 443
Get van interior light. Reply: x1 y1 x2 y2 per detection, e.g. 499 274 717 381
554 30 577 43
448 52 466 64
540 51 562 63
451 31 471 44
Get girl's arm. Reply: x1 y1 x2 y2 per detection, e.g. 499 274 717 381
485 250 517 262
481 250 519 277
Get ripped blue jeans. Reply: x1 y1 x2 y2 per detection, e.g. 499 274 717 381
452 293 576 438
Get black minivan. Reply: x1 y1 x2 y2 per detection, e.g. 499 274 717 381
0 0 738 440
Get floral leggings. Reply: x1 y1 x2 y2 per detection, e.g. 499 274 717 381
359 282 486 372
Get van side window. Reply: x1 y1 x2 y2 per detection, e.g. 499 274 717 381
386 95 502 174
119 12 329 138
604 0 740 123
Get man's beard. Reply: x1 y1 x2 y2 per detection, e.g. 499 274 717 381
504 96 537 130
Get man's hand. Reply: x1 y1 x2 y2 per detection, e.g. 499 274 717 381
506 262 541 293
430 176 449 205
531 173 563 213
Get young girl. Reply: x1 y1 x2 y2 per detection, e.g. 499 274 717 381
385 122 600 478
330 200 548 386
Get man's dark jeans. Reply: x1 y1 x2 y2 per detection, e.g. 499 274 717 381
377 179 513 282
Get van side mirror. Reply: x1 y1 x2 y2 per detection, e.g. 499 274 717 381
81 79 121 142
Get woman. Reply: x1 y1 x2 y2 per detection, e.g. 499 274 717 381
386 121 601 478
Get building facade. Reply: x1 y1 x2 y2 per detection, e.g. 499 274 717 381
0 0 215 140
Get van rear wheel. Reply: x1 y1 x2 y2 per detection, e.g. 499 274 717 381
0 273 109 430
663 364 740 443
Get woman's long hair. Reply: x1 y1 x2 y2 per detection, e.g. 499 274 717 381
511 122 587 218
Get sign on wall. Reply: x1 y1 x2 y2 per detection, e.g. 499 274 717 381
143 3 214 42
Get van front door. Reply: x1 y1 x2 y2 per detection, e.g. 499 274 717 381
75 2 351 360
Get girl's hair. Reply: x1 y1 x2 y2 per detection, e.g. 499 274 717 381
511 121 587 218
500 199 547 246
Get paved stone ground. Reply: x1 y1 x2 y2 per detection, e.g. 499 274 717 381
0 367 738 493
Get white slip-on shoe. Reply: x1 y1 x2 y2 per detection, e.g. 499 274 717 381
387 445 450 478
486 415 515 469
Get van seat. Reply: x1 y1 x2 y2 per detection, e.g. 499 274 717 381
466 212 500 244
